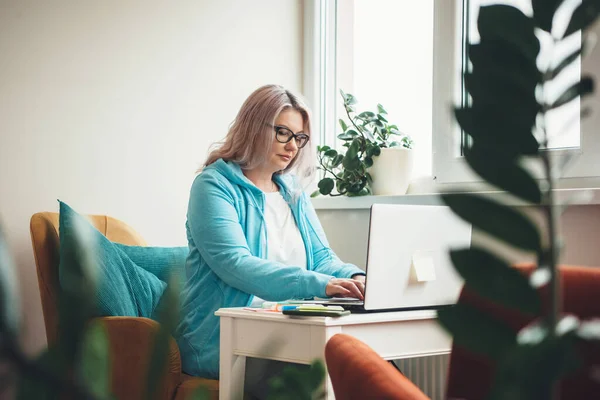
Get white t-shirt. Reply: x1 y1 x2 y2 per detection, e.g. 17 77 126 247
250 191 307 307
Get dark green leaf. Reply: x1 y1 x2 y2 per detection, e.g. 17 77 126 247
532 0 563 32
564 0 600 37
550 76 594 109
364 156 373 168
58 217 99 367
78 321 112 399
377 114 388 123
464 146 541 204
478 5 540 63
455 107 539 158
464 70 540 121
347 186 369 197
336 180 349 194
389 141 402 148
401 136 414 149
339 119 348 132
469 42 540 90
319 145 331 152
437 303 516 360
450 247 541 315
186 386 211 400
16 348 62 400
337 132 354 141
346 139 360 159
368 146 381 157
441 193 541 251
268 360 325 400
324 149 338 158
342 155 361 171
365 172 373 184
357 111 375 119
332 154 344 168
490 323 580 399
338 129 359 141
377 103 387 114
145 275 181 400
0 227 20 335
318 178 334 196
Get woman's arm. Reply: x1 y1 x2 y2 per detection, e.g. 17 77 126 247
188 173 332 300
301 192 366 279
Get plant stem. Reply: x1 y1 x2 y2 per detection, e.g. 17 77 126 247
540 39 562 338
344 105 367 140
317 153 342 181
541 40 561 399
541 143 561 332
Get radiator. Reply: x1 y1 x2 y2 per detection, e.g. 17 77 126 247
394 354 449 400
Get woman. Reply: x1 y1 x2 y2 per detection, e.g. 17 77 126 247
176 84 366 393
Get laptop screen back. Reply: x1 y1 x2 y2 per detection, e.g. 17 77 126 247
363 204 472 311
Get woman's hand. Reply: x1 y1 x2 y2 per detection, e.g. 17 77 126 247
352 274 366 285
325 278 365 300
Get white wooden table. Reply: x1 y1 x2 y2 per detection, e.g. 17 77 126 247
215 307 451 399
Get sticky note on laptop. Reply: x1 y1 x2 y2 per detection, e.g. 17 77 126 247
409 251 436 283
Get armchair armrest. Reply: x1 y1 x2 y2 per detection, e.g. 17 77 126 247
325 334 429 400
95 316 181 400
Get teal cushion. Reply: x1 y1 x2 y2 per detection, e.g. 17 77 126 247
58 201 166 318
114 243 188 286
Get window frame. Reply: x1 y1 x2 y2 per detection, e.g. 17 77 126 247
432 0 600 188
304 0 600 192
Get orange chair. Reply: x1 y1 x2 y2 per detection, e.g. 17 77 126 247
30 212 218 400
325 333 429 400
325 265 600 400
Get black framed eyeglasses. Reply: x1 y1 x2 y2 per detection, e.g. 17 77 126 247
273 125 310 149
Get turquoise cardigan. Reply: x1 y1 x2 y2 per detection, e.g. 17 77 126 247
176 159 364 378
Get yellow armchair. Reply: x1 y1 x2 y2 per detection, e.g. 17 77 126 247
30 212 218 400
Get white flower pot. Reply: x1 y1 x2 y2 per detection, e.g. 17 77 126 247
369 147 414 195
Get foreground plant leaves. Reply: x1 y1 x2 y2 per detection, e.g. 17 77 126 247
268 359 326 400
441 194 541 252
464 146 541 204
78 321 112 399
144 275 181 400
437 303 516 360
450 247 541 315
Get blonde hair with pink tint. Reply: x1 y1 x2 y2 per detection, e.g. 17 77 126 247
203 84 316 184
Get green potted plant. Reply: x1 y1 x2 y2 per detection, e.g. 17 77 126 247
313 91 414 197
437 2 600 399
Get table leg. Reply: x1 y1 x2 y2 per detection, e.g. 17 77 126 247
219 316 246 400
310 326 341 400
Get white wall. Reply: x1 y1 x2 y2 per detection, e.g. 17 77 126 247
0 0 303 354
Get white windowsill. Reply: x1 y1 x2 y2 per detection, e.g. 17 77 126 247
311 188 600 210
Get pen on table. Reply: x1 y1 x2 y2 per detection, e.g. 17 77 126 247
281 305 345 311
243 307 280 312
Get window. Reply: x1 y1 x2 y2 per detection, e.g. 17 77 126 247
434 0 597 185
305 0 600 190
466 0 581 151
303 0 434 181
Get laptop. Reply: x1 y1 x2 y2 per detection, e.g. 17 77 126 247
317 203 472 313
